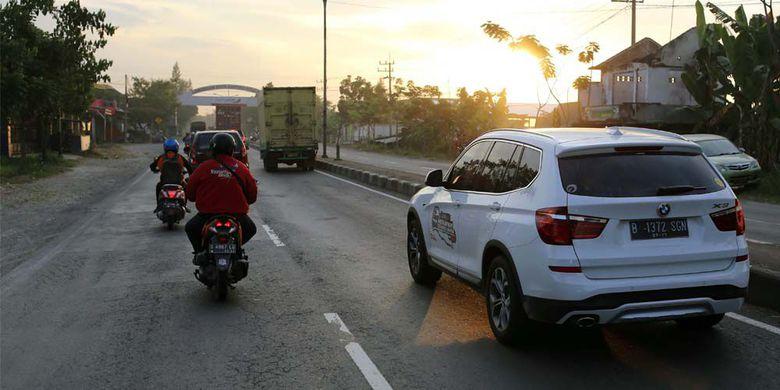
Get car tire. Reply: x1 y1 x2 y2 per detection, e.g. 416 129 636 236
407 216 441 286
675 313 725 330
486 255 535 346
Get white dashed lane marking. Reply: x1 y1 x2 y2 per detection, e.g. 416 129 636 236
261 224 285 247
325 313 393 390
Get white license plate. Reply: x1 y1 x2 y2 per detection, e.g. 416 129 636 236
210 243 236 254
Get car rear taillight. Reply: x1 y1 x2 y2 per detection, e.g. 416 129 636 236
736 254 749 262
535 207 609 245
710 199 745 235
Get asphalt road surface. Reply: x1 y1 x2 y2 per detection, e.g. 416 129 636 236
2 149 780 389
328 145 450 177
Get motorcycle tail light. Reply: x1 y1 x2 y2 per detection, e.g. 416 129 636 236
166 190 177 199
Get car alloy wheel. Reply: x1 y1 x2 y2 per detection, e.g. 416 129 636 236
489 267 511 332
407 224 422 276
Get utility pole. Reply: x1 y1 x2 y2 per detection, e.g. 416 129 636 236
378 56 395 136
124 74 128 138
322 0 328 158
378 56 395 98
612 0 641 45
631 0 636 45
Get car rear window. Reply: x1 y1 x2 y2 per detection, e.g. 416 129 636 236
558 153 725 197
194 133 242 151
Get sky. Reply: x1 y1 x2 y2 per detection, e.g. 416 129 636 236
79 0 768 103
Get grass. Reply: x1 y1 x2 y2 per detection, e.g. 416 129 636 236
740 170 780 204
0 154 78 184
347 142 454 162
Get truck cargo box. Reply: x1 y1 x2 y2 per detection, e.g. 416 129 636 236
260 87 318 171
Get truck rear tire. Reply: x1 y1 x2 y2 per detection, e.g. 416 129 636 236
264 158 278 172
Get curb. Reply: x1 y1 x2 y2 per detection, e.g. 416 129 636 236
314 157 780 313
315 159 423 198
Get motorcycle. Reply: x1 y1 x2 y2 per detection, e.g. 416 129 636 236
194 215 249 301
157 184 187 229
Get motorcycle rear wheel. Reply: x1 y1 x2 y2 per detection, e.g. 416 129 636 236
213 271 228 301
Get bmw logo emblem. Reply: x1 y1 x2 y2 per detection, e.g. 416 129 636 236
657 203 671 217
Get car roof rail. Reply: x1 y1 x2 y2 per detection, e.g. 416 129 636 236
605 126 688 141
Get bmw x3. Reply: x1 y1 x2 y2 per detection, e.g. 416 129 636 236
406 127 749 345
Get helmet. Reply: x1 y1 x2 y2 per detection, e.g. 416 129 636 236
163 138 179 153
209 133 236 157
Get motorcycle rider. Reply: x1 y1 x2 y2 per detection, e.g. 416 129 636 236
185 133 257 264
150 138 192 212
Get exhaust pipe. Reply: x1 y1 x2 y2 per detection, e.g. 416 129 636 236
575 316 598 328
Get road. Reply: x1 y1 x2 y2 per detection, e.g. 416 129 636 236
329 145 450 177
2 148 780 389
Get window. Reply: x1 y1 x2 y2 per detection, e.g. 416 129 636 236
194 132 243 152
558 153 724 197
477 141 518 193
696 139 741 157
446 141 492 191
514 147 541 188
502 145 541 190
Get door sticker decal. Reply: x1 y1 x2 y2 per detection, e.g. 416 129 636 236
431 206 457 248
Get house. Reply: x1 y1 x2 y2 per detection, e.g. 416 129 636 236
579 28 700 126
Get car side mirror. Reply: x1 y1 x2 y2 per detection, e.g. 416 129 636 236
739 147 746 153
183 146 190 154
425 169 443 187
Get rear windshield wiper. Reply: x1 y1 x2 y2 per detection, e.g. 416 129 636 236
657 185 707 196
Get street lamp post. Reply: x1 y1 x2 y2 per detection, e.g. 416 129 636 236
322 0 328 158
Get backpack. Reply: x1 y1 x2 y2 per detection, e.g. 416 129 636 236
159 155 184 184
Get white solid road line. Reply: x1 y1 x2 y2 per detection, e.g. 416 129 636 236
746 218 780 226
318 168 780 339
261 224 285 247
747 238 776 245
726 313 780 336
314 170 409 204
324 313 393 390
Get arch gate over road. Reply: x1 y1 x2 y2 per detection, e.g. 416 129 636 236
177 84 261 107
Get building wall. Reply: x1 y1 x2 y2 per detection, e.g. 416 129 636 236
657 28 698 67
600 63 695 106
645 67 696 105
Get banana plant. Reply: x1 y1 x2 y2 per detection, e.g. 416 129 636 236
682 1 779 170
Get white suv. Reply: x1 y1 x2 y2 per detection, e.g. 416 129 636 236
406 127 749 345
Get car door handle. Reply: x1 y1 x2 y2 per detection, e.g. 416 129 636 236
490 202 502 211
454 200 462 208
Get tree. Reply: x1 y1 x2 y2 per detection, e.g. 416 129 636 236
170 62 196 132
576 42 600 107
682 0 779 170
481 22 568 123
0 0 115 157
572 76 592 91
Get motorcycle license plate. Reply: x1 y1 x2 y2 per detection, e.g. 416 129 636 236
210 243 236 254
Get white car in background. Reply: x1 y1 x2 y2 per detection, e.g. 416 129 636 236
406 127 749 345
